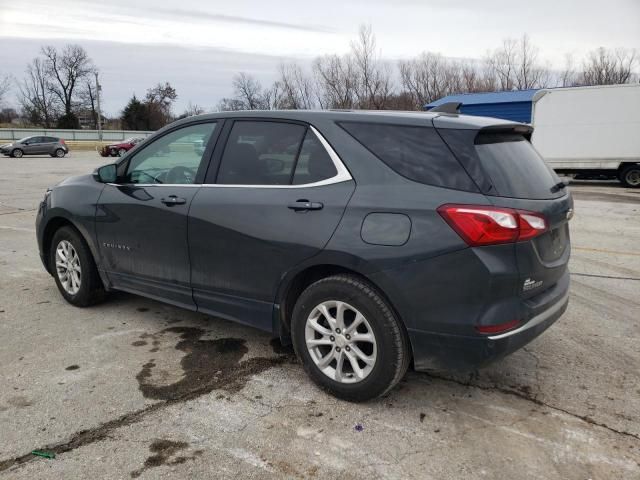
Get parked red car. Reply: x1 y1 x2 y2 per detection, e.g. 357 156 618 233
99 137 145 157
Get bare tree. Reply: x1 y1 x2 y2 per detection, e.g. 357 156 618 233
580 47 638 85
0 75 11 107
232 72 268 110
514 34 550 89
19 58 59 128
313 54 358 109
78 75 99 129
485 35 551 90
559 53 578 87
184 102 206 117
351 25 393 109
145 82 178 128
217 97 246 111
41 44 93 116
399 53 451 108
273 63 316 109
485 38 518 90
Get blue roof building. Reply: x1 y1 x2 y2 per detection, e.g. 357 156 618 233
425 89 540 123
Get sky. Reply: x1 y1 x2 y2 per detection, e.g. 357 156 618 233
1 0 639 115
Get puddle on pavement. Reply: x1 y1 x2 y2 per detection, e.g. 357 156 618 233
135 327 294 401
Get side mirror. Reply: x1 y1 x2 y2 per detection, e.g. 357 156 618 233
93 164 117 183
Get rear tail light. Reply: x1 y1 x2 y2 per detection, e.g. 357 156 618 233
60 139 66 144
475 319 521 335
437 204 547 246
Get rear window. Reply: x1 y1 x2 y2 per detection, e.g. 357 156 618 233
473 132 564 199
338 122 478 192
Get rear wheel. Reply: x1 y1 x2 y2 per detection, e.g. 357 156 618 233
619 164 640 188
12 148 23 158
54 148 65 158
291 274 409 402
50 226 106 307
118 148 127 156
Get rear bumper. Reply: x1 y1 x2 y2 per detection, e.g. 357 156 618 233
409 280 569 371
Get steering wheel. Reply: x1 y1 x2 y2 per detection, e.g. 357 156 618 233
165 165 195 184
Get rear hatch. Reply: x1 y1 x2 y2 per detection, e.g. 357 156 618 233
436 122 573 300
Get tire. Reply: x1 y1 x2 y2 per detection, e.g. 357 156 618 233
12 149 23 158
118 148 127 156
49 226 106 307
54 148 65 158
619 164 640 188
291 274 410 402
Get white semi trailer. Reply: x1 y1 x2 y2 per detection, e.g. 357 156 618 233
530 84 640 187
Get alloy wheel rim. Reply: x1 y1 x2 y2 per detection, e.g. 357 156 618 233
14 150 22 158
56 149 64 157
305 300 377 384
55 240 81 295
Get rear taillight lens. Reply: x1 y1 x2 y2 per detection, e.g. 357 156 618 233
437 204 547 246
60 139 66 144
475 319 521 335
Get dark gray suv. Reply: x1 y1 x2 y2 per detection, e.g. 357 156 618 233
36 111 572 401
1 136 68 158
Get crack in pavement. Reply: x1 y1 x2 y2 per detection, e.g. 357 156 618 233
0 355 291 474
422 371 640 442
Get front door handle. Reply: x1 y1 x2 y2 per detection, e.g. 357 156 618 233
288 200 324 212
161 195 186 206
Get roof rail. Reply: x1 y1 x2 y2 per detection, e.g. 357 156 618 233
429 102 461 114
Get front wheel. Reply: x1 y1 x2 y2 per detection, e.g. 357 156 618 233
12 149 23 158
50 226 106 307
291 275 410 402
619 164 640 188
118 148 127 156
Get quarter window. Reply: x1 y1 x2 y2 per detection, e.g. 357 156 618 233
339 122 478 192
292 130 338 185
123 122 217 185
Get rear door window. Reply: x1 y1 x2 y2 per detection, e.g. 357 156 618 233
473 132 564 199
338 122 478 192
217 121 306 185
215 121 340 186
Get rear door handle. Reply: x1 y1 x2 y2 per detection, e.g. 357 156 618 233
161 195 186 206
288 200 324 211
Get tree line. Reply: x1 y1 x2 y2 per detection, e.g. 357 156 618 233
0 26 637 129
219 25 638 112
0 45 184 130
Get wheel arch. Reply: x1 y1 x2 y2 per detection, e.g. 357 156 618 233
274 261 410 356
41 215 107 289
41 216 82 273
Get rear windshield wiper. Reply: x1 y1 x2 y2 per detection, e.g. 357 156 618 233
550 181 567 193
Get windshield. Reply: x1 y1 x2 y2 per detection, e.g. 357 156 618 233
17 137 31 144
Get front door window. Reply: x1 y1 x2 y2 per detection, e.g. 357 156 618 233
123 122 217 185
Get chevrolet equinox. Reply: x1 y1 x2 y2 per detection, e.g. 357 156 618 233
36 111 572 401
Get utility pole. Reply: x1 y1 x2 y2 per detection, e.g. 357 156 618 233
95 71 103 141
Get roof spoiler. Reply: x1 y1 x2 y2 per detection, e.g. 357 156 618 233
477 124 534 141
429 102 461 114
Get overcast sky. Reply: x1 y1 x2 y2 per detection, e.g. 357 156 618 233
1 0 639 115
